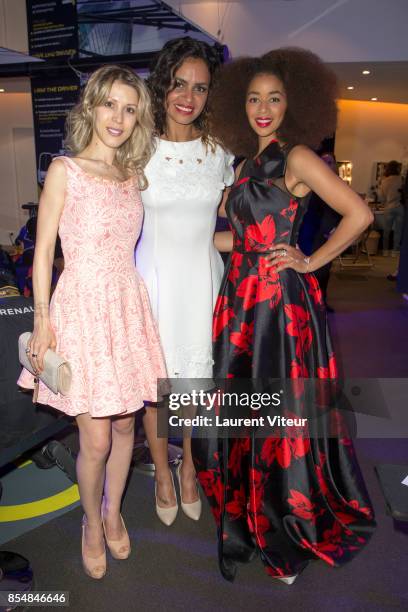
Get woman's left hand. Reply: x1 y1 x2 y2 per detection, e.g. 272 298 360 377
265 243 310 273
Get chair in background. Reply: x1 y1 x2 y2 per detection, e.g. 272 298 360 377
337 227 374 269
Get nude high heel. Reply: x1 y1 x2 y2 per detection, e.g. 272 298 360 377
101 497 131 559
176 461 202 521
81 516 106 579
155 471 178 526
101 505 131 560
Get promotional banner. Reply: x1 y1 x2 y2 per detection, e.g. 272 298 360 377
26 1 219 183
26 0 78 60
31 76 80 184
26 0 214 61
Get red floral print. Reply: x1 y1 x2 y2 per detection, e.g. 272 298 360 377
317 354 337 379
288 359 307 398
348 499 373 518
230 321 254 354
260 435 310 469
306 273 323 306
197 469 224 524
248 467 267 511
328 354 338 378
225 485 247 520
288 489 316 521
236 274 258 310
298 535 336 566
260 437 290 468
213 296 234 340
244 215 276 252
285 303 313 359
280 198 298 223
314 452 331 499
334 499 373 525
228 252 243 285
228 439 248 478
247 512 270 548
290 359 309 378
312 522 350 560
258 258 282 309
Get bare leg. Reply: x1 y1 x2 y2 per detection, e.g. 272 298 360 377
143 406 176 507
76 414 111 556
181 436 199 503
103 414 135 539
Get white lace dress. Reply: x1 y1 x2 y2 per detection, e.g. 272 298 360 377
136 137 234 380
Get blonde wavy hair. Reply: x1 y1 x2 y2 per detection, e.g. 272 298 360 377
65 65 154 189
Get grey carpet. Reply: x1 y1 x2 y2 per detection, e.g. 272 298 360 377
5 450 408 612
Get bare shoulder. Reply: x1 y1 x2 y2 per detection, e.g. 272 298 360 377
286 145 329 185
286 144 318 169
42 157 67 195
47 157 67 179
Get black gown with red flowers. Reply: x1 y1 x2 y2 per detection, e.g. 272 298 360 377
192 140 376 581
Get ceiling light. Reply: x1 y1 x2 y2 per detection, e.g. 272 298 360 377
347 86 354 90
371 97 378 101
362 70 371 75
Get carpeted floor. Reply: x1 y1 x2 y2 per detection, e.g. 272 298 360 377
2 255 408 612
4 453 408 612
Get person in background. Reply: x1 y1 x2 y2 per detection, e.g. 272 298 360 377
379 160 404 256
15 214 64 297
396 172 408 300
298 148 341 311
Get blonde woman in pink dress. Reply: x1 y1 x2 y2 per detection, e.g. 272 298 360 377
18 66 167 579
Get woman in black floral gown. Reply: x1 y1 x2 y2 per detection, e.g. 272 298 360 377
192 48 376 584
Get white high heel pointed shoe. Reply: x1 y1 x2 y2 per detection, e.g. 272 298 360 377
274 575 298 585
176 461 202 521
155 471 178 526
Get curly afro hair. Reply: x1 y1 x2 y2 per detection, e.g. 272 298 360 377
147 36 221 143
210 47 339 158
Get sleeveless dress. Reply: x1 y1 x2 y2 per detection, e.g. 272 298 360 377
193 140 376 580
18 156 167 417
137 138 234 380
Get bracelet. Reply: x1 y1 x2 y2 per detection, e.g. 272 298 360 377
34 302 50 316
303 256 311 272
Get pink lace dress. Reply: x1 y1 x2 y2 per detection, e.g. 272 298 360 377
18 156 167 417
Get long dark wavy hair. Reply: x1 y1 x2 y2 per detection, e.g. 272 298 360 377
147 36 221 146
209 47 339 158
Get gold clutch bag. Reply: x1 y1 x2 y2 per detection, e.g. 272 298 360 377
18 331 72 396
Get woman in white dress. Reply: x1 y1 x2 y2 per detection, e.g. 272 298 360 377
136 37 234 525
